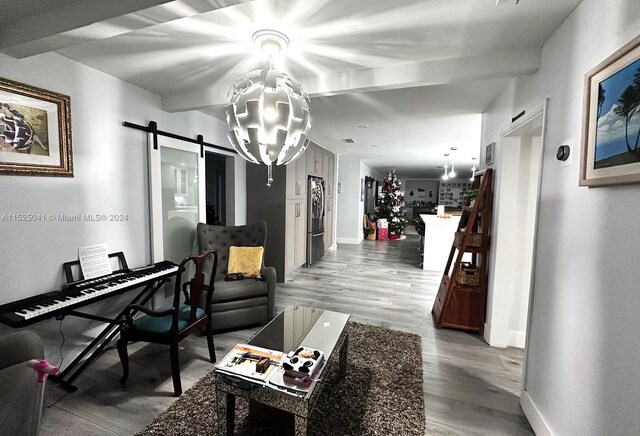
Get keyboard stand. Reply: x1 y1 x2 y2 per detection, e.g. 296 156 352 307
48 254 175 392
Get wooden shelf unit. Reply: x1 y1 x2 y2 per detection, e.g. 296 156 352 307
431 169 493 333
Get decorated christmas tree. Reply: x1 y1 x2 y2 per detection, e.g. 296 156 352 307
377 170 408 236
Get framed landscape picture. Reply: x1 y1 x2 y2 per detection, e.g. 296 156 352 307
580 35 640 187
0 77 73 176
485 142 494 166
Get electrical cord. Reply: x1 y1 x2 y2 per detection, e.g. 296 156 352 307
57 316 65 369
46 317 69 408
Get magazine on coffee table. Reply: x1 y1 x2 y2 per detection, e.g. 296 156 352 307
215 343 285 384
216 344 326 397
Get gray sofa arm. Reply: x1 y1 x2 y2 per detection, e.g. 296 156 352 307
261 266 277 319
0 331 43 370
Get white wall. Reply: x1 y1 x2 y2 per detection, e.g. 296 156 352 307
336 157 383 244
404 179 439 203
0 51 241 306
482 0 640 433
225 152 247 226
336 157 361 244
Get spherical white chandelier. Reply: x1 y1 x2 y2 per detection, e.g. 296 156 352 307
226 29 312 186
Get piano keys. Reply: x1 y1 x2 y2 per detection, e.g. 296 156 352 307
0 258 179 392
0 260 178 327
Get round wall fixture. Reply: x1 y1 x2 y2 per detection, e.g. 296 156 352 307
556 145 570 161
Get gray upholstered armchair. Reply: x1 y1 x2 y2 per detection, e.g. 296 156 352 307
0 330 44 435
196 221 276 331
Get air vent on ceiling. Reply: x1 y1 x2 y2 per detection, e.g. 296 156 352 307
341 138 356 144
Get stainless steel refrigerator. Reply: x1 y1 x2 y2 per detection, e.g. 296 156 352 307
306 175 325 266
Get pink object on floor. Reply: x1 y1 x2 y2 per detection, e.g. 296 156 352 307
28 359 59 383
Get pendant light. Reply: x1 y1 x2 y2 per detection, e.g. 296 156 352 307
470 157 477 181
226 30 312 187
442 153 450 180
448 147 457 178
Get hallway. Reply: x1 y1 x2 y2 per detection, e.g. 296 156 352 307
278 235 533 435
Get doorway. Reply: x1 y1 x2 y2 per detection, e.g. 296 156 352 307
205 153 226 225
486 102 547 354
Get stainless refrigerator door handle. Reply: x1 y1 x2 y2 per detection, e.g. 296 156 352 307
320 181 325 218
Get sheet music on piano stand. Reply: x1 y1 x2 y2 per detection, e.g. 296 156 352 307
78 244 112 279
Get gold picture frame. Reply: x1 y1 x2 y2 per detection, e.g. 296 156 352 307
0 77 73 177
580 35 640 187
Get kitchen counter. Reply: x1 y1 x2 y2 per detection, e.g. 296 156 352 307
420 214 470 272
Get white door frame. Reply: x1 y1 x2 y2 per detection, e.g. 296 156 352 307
485 100 548 351
499 99 549 392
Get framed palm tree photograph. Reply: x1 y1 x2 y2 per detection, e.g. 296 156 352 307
0 77 73 177
580 34 640 187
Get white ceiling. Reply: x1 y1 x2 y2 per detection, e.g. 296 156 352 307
0 0 582 178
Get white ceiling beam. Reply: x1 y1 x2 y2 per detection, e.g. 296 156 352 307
0 0 249 59
162 48 541 112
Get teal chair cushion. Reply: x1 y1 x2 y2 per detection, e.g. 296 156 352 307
134 304 206 334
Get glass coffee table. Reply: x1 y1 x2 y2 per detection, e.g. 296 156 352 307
215 305 350 435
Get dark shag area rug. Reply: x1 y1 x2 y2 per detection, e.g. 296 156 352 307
138 322 425 436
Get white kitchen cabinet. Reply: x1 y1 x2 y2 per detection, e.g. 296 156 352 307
306 145 323 177
325 197 334 250
326 153 335 197
286 155 307 200
248 140 335 281
285 199 307 275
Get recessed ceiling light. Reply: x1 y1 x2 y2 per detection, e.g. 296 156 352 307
341 138 356 144
358 125 368 129
371 144 379 148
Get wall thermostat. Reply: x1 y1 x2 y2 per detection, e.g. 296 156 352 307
556 145 570 161
337 182 343 194
558 138 573 167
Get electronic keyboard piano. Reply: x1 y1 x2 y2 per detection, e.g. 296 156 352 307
0 261 178 328
0 257 179 392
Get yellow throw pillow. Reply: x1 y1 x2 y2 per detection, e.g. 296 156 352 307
227 246 263 278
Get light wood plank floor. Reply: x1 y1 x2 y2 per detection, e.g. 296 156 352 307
5 235 533 435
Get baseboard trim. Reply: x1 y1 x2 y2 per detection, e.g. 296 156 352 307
484 322 508 348
520 391 553 436
508 330 526 348
483 322 492 344
337 237 361 244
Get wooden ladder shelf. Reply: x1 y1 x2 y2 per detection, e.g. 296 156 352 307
431 168 493 333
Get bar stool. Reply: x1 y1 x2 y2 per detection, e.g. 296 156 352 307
413 219 425 252
414 220 425 268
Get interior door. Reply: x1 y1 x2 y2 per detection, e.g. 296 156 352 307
149 136 205 263
148 135 205 303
